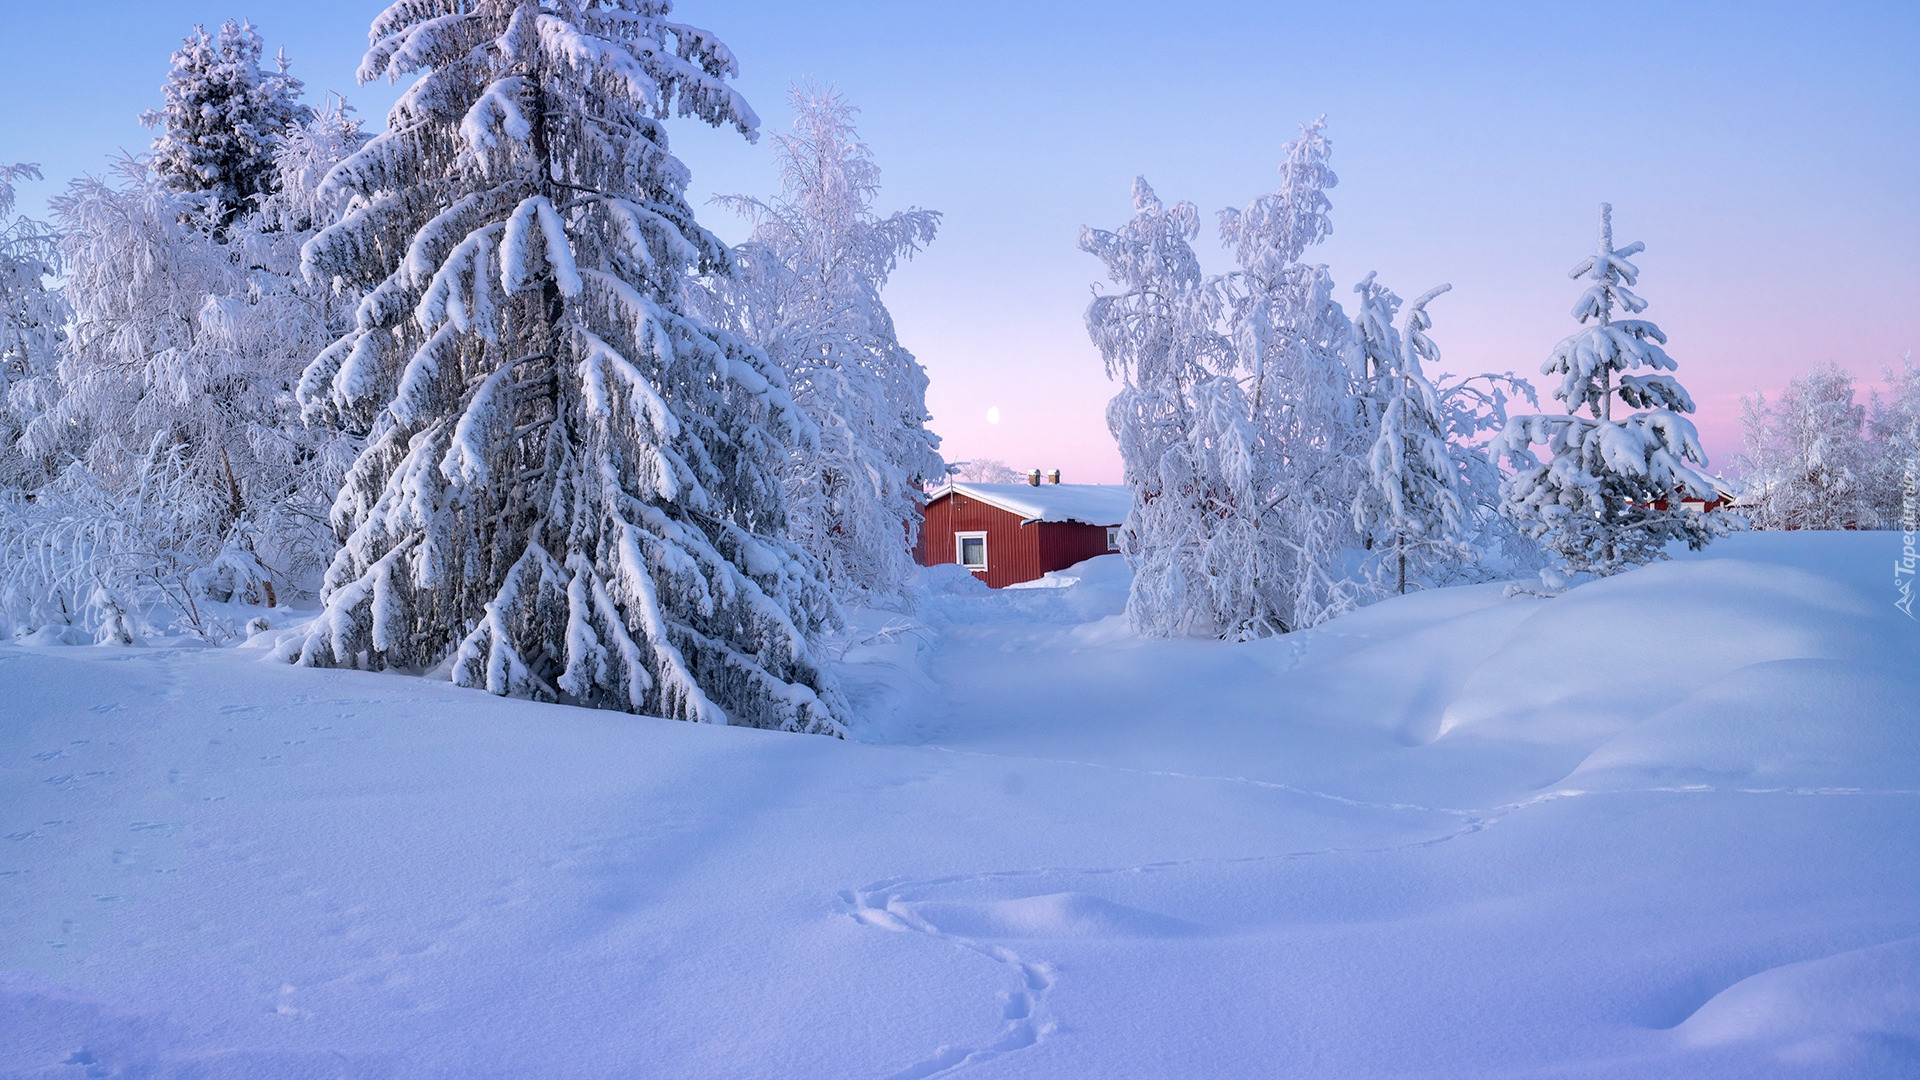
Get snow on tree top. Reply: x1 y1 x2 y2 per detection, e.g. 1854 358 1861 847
933 482 1131 526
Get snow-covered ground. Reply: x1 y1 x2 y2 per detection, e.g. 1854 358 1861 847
3 532 1916 1079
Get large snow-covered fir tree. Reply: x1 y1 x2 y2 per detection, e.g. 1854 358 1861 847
1350 281 1467 594
1738 363 1881 530
700 86 943 605
293 0 843 733
142 20 311 217
1493 203 1726 576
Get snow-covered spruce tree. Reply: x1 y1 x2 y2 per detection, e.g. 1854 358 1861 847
142 19 311 218
1493 203 1726 577
1214 116 1360 631
1350 283 1467 594
294 0 843 733
0 163 67 491
1738 363 1880 530
1083 177 1273 638
700 86 943 605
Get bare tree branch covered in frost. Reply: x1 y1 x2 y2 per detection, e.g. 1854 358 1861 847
0 98 367 640
1738 363 1883 530
141 20 312 220
1493 204 1729 578
698 86 943 606
290 0 844 733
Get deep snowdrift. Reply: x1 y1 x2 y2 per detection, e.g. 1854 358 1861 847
2 532 1915 1078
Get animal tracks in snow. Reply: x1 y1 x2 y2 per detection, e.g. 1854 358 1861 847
841 781 1920 1078
841 831 1468 1078
844 875 1061 1080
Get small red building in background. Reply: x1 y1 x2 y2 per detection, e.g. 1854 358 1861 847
916 481 1131 589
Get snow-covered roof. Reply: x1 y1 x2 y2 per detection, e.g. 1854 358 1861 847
932 482 1131 525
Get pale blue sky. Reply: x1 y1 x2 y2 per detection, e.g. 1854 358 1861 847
3 1 1915 480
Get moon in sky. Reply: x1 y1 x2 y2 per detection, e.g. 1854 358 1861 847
986 406 1001 425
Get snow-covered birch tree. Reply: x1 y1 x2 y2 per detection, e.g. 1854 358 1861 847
1215 116 1359 630
0 99 368 640
1351 283 1467 594
142 20 311 219
1739 363 1881 530
1869 356 1920 530
0 163 66 491
1085 177 1288 638
1087 120 1385 636
951 459 1019 483
293 0 843 733
1493 203 1726 577
700 86 943 605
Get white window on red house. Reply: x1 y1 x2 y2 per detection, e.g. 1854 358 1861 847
1105 526 1121 552
956 532 988 571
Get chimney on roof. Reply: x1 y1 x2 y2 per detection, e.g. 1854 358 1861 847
1027 469 1041 486
1048 469 1061 485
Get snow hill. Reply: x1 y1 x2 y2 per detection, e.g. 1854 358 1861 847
2 532 1916 1078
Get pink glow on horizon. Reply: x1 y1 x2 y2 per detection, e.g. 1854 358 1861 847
918 328 1915 490
900 210 1919 489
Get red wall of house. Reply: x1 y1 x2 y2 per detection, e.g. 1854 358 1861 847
916 493 1116 588
1038 521 1113 575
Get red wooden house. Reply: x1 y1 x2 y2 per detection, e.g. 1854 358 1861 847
1647 480 1737 514
916 480 1131 588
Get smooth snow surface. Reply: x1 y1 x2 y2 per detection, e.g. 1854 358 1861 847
932 482 1130 525
3 532 1916 1078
